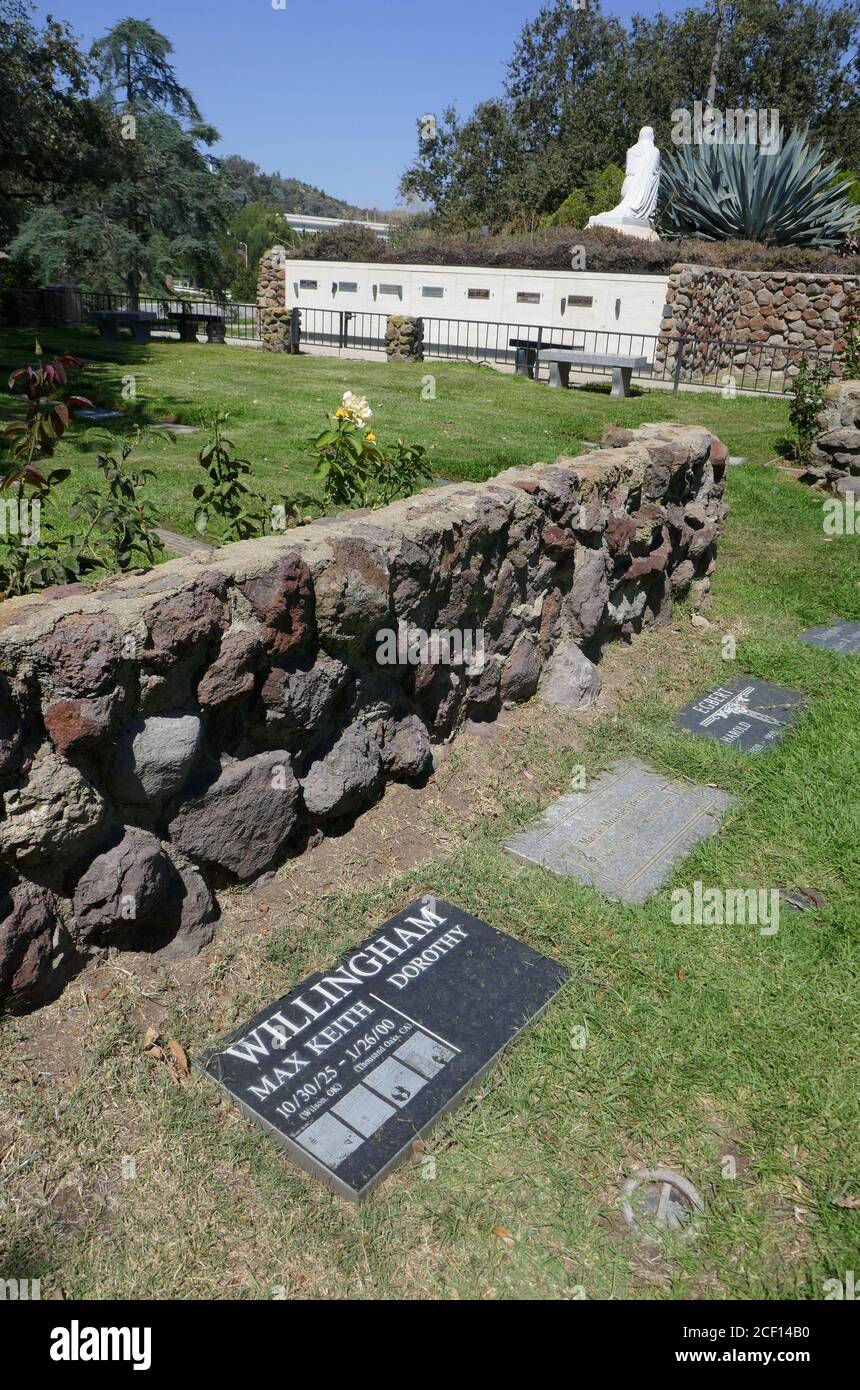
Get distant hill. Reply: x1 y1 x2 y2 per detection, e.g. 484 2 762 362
222 155 382 221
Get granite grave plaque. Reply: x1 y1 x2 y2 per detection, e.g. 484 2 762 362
199 898 567 1201
504 758 733 904
675 677 805 753
801 622 860 656
73 408 124 422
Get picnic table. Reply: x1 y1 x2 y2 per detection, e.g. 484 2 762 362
89 309 157 344
509 334 574 378
167 309 226 344
537 348 653 398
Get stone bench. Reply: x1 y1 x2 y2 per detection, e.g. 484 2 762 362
509 336 574 379
89 309 158 344
538 349 653 398
167 310 226 344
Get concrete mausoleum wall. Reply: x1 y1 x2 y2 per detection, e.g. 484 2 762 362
0 423 728 1011
278 256 669 343
262 248 858 381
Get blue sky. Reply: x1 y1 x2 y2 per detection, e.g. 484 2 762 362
33 0 690 209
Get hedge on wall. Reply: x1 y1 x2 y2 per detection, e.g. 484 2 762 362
285 223 860 277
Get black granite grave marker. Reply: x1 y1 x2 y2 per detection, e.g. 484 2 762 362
801 622 860 656
676 677 805 753
199 898 568 1201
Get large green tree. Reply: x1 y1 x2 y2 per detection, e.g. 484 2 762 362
0 0 120 243
400 102 532 230
10 17 233 301
222 201 297 301
400 0 860 229
90 16 201 118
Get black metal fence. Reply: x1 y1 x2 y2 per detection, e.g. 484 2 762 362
78 291 263 341
2 287 262 340
2 288 842 395
293 306 840 396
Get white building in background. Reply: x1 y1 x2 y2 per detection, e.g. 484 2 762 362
283 259 669 345
284 213 392 241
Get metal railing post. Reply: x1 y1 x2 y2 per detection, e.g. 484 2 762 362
673 335 686 394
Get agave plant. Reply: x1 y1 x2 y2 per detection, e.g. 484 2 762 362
659 128 860 246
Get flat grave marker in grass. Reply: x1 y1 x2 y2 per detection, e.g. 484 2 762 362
801 621 860 656
199 897 568 1202
504 757 733 904
675 677 805 754
154 526 215 557
72 407 124 422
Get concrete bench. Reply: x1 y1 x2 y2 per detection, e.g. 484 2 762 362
89 309 157 344
167 310 226 344
509 336 573 379
538 349 653 398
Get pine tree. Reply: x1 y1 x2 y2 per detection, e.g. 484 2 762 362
11 18 232 302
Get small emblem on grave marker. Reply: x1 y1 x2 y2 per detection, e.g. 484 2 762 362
676 677 805 753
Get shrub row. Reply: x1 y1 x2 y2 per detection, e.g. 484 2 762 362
285 223 860 277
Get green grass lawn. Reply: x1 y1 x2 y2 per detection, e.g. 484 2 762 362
0 326 790 544
1 329 857 1301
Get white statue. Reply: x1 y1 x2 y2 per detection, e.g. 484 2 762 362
588 126 661 241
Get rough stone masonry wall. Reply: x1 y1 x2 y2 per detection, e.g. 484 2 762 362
0 423 728 1012
257 246 291 352
807 378 860 489
386 316 424 362
657 264 858 384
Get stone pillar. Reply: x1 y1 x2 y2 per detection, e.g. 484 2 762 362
386 315 424 362
808 379 860 488
258 246 291 353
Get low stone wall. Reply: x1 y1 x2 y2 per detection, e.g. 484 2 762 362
257 247 293 353
807 378 860 489
386 316 424 362
657 264 858 384
0 423 728 1011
